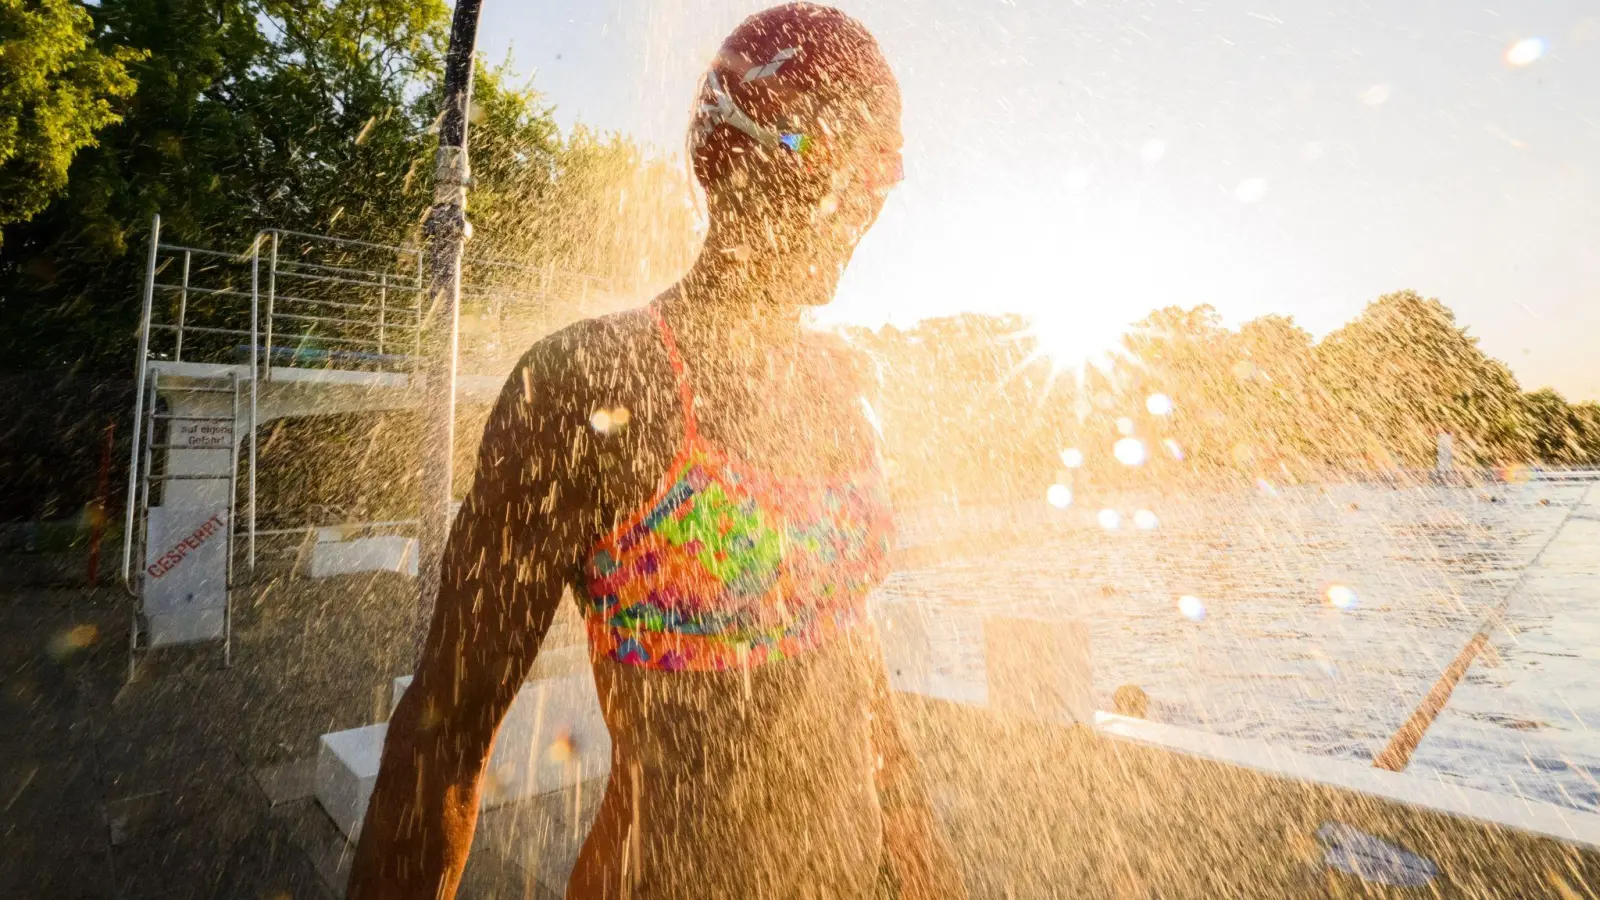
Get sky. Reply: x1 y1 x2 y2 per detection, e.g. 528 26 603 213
476 0 1600 400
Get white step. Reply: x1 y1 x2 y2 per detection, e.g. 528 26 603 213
316 667 611 840
317 610 1092 842
308 535 419 578
315 723 387 840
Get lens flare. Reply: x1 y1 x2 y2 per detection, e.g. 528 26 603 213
547 728 577 763
1505 37 1546 66
1178 595 1206 621
1046 483 1073 508
1146 393 1173 416
590 406 630 434
1163 438 1185 461
1327 584 1359 610
48 624 98 660
1114 438 1147 466
1097 508 1122 530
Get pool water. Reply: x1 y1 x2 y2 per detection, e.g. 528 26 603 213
882 480 1600 812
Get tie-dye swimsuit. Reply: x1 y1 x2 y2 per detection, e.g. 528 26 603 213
582 305 895 672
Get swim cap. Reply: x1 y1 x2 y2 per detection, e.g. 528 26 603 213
690 3 902 193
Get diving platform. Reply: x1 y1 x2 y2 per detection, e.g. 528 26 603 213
120 216 618 671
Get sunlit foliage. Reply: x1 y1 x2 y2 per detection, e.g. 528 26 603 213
0 0 138 246
0 0 694 372
846 290 1600 503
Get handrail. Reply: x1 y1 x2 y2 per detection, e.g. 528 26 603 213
262 227 428 257
272 266 422 292
122 214 160 597
272 311 418 332
147 323 253 337
152 282 253 301
269 291 422 316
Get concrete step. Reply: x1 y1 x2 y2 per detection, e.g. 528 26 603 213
316 667 611 840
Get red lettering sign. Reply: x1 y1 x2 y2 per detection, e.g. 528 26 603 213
146 514 226 580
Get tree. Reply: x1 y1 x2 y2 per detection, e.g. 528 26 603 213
845 313 1069 502
1315 290 1527 468
0 0 137 245
1521 388 1585 464
0 0 698 373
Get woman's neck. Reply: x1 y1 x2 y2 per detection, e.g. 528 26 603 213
666 246 813 352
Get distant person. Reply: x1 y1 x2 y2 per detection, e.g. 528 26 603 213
348 4 965 898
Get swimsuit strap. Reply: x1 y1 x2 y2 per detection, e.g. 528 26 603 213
648 302 699 444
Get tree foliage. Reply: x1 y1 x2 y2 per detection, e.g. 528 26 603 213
0 0 696 373
850 289 1600 502
0 0 138 244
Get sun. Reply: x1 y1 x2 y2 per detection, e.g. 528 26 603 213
824 188 1150 375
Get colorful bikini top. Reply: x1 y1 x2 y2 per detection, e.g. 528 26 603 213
582 305 895 672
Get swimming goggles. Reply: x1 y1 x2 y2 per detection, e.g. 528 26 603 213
697 69 903 192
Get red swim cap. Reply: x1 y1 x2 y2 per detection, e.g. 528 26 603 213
690 3 901 192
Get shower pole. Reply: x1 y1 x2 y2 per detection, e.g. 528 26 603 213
416 0 484 652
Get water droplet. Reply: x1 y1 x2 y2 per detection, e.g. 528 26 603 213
1097 509 1122 530
1235 178 1268 203
1361 84 1391 106
590 407 629 434
1116 417 1135 436
1114 438 1146 466
1163 438 1185 460
1059 448 1084 468
1046 484 1073 509
1505 37 1546 67
1145 393 1173 416
1140 139 1166 163
1133 509 1159 530
1327 584 1359 610
1178 595 1206 621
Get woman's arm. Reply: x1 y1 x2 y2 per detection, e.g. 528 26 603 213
347 345 590 900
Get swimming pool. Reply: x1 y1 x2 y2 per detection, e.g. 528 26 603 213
881 479 1600 812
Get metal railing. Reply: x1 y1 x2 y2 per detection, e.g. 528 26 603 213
257 230 427 376
124 215 621 599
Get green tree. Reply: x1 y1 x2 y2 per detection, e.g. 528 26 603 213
1315 290 1527 468
0 0 454 371
0 0 137 244
1521 388 1586 464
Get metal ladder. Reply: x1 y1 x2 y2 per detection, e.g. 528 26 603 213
125 367 245 679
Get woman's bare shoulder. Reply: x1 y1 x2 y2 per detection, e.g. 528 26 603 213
510 305 659 393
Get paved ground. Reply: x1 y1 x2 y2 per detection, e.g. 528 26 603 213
1 569 423 899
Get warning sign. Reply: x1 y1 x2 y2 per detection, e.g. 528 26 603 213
172 420 235 449
143 506 229 626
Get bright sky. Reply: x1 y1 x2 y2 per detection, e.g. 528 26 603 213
478 0 1600 400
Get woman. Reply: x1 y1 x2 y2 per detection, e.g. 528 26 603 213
349 5 964 897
